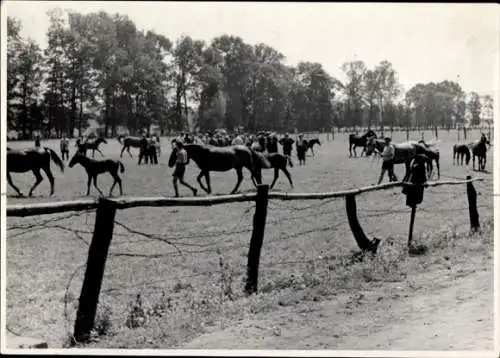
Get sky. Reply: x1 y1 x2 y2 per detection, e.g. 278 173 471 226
3 1 499 98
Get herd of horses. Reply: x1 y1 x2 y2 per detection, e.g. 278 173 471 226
6 130 492 198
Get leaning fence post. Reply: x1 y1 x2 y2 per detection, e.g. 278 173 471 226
245 184 269 295
345 194 380 254
466 175 480 233
74 198 117 342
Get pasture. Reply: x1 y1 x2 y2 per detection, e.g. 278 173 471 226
5 130 494 350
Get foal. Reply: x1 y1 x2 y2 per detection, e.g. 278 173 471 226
69 152 125 196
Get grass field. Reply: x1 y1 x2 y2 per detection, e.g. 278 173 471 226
5 129 495 350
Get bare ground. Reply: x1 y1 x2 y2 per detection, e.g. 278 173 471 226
183 265 494 350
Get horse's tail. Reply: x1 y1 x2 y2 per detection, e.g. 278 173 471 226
286 154 294 168
251 149 272 169
118 161 125 173
44 147 65 173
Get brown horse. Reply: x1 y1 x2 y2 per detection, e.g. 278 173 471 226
7 147 65 197
117 135 143 158
168 144 271 195
69 152 125 196
469 133 490 171
251 152 294 190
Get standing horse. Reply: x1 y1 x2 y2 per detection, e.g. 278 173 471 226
117 135 143 158
304 138 322 157
365 138 438 181
349 130 377 157
80 137 107 158
453 144 471 166
7 147 65 197
251 152 294 190
168 144 271 195
69 152 125 196
469 134 490 171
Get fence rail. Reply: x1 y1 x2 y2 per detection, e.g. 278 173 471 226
5 176 484 343
7 178 483 217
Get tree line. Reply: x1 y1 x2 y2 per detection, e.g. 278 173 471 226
7 8 494 139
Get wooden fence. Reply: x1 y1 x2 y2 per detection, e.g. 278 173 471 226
6 176 483 343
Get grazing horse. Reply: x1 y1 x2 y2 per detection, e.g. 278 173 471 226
79 137 107 158
453 144 471 166
117 135 143 158
7 147 65 197
251 152 294 190
304 138 322 157
168 144 271 195
349 130 377 157
69 152 125 196
416 140 440 180
469 134 490 171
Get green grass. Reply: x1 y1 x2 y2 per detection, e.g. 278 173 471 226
5 129 494 348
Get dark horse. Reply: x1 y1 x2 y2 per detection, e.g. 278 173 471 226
7 147 65 197
304 138 322 157
69 152 125 196
453 144 471 166
251 152 294 190
168 144 271 195
469 133 490 171
117 135 143 158
349 129 377 157
79 137 108 158
365 138 440 180
416 140 441 180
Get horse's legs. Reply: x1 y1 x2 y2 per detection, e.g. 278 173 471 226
281 167 294 189
349 143 352 157
96 148 104 157
42 166 55 196
93 175 105 196
109 169 123 196
230 168 243 194
92 149 96 158
28 169 44 197
204 171 213 194
86 174 92 196
269 167 279 189
7 172 23 196
472 154 476 171
482 155 486 171
120 146 126 158
127 147 133 158
196 171 209 193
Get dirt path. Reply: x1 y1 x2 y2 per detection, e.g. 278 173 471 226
183 266 494 351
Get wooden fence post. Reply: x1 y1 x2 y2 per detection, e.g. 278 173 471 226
345 194 380 254
74 198 117 342
466 175 480 233
244 184 269 295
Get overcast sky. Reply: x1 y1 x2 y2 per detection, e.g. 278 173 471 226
4 1 499 97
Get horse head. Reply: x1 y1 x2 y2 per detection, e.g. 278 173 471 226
98 137 108 145
68 152 82 168
365 137 378 156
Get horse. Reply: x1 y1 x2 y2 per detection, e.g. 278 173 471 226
349 129 377 157
68 152 125 196
469 133 490 171
251 152 294 190
168 144 271 195
453 144 471 166
117 135 143 158
79 137 107 158
7 147 65 197
365 138 438 180
304 138 322 157
416 140 440 180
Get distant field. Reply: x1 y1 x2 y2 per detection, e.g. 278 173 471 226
6 129 494 349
